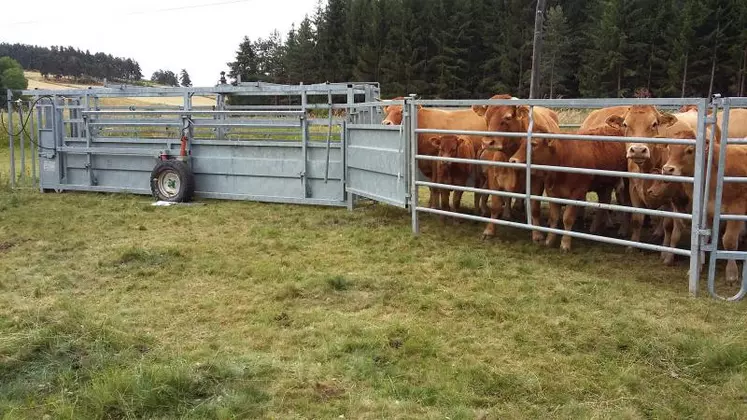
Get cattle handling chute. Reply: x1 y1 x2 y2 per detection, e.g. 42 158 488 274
6 84 747 301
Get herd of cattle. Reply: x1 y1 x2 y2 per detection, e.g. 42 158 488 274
380 95 747 284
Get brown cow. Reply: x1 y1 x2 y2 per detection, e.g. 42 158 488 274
646 172 691 266
605 106 698 247
382 97 486 212
472 94 561 243
509 125 628 251
678 106 747 139
430 135 477 219
672 107 721 142
480 141 524 239
579 106 629 131
662 139 747 284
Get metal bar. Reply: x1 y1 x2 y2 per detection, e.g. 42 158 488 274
18 104 25 181
87 122 182 127
720 214 747 221
689 99 709 296
416 180 692 220
324 90 332 183
417 207 691 257
722 177 747 183
301 91 308 198
416 154 694 183
30 101 37 186
412 98 710 107
525 106 534 226
340 120 347 203
414 128 697 145
707 99 731 299
84 94 94 186
82 110 305 116
7 90 15 188
409 96 419 235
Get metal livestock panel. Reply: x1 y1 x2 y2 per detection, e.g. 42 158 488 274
345 124 409 208
17 83 383 207
408 96 715 299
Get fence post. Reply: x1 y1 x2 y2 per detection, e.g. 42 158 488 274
300 91 308 198
408 96 419 235
688 99 709 296
7 89 15 188
29 99 37 186
18 101 25 182
525 106 535 229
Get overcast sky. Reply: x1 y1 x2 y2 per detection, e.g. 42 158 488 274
1 0 317 86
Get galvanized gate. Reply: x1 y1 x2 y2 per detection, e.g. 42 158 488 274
345 122 409 208
9 82 402 208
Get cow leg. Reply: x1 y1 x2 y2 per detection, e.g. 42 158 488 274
628 191 645 252
482 194 504 239
615 178 631 237
723 220 745 285
428 186 438 208
590 188 612 234
661 217 674 265
500 195 512 219
530 178 545 244
452 189 465 215
652 217 665 241
561 205 580 252
545 202 562 248
663 217 686 266
512 198 525 219
439 188 451 222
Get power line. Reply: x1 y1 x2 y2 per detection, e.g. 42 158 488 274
5 0 254 27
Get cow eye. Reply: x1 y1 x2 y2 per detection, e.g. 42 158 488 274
622 122 628 128
652 121 659 128
685 147 694 155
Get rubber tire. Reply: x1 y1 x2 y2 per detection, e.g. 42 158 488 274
150 160 195 202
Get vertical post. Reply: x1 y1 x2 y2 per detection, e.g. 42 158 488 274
18 103 26 182
525 106 535 226
325 89 332 183
216 94 225 140
30 99 37 186
529 0 547 99
706 98 731 298
300 91 308 198
409 96 419 235
84 94 94 186
688 99 708 296
7 90 15 188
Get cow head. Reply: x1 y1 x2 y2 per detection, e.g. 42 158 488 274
646 168 680 209
606 106 678 165
431 135 469 182
381 96 421 125
472 94 525 156
662 130 700 177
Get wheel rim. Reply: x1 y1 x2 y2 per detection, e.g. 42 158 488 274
157 170 181 199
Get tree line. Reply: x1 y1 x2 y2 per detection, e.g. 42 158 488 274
150 69 192 87
0 43 143 83
226 0 747 99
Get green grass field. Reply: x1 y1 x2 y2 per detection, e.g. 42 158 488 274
2 118 747 419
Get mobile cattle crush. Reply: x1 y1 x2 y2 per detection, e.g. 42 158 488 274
5 84 747 301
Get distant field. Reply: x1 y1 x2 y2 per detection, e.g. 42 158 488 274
21 71 217 108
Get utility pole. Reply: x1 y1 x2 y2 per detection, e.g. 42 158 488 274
529 0 547 99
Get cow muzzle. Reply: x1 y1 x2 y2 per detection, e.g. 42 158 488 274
662 165 680 176
626 144 650 164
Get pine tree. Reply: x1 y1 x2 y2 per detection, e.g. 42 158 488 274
227 36 260 83
540 5 573 98
180 69 192 87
